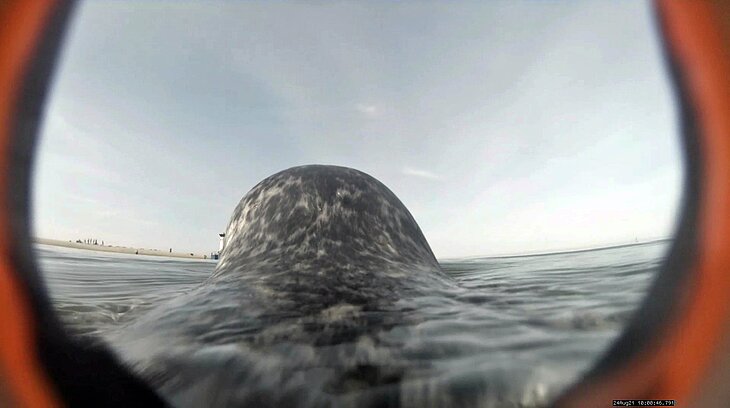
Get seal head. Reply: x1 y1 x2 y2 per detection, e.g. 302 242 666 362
213 165 448 308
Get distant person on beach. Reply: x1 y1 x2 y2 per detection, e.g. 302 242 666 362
135 250 138 255
170 248 172 253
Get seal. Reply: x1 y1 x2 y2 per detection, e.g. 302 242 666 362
211 164 452 313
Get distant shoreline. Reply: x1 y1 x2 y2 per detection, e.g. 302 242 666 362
35 237 672 262
34 238 210 259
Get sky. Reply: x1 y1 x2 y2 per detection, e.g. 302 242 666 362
33 1 681 259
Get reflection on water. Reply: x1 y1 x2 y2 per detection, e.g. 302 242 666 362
37 241 667 407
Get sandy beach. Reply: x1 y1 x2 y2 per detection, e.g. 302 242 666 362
34 238 211 259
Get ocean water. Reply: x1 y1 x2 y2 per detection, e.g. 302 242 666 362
36 241 668 407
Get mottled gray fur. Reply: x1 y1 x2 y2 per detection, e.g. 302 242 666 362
211 165 451 313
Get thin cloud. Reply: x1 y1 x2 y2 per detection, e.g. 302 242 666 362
356 103 379 117
402 166 444 181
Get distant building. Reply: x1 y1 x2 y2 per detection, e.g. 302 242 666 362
211 233 225 260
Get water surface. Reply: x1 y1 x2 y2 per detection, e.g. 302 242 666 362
37 241 667 407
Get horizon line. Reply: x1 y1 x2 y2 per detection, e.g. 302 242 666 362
440 237 673 261
34 235 673 261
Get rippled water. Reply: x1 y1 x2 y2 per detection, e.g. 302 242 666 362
37 241 668 407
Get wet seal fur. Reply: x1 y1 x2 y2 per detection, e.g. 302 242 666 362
211 164 451 314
